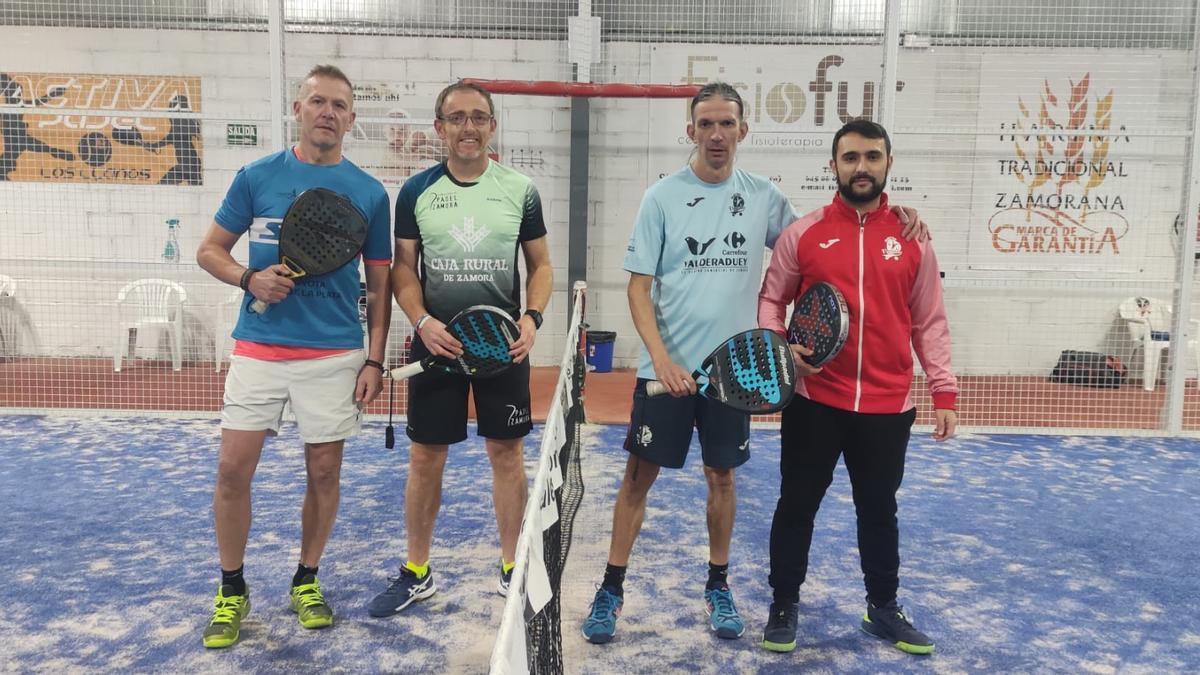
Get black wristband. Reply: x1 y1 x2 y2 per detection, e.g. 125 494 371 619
524 308 543 329
363 358 385 372
239 267 258 291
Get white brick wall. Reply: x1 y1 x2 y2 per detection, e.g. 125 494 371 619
1 27 1197 378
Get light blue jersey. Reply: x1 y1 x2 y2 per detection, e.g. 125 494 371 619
215 148 392 349
623 166 797 380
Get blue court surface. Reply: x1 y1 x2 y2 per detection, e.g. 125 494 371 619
1 414 1198 673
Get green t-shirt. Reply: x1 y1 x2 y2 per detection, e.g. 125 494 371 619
395 160 546 321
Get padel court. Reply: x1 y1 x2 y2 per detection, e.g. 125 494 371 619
2 414 1196 672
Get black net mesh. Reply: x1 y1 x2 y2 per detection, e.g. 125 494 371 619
522 336 587 674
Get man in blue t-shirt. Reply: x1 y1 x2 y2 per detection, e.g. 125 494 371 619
195 64 392 649
582 82 926 647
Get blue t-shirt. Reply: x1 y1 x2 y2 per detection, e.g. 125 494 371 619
623 166 797 379
215 148 392 349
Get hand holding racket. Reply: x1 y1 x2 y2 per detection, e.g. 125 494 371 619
250 188 368 314
787 281 849 369
388 305 519 381
644 328 796 414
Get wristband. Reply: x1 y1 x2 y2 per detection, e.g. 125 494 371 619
414 313 432 332
363 359 385 372
239 267 258 291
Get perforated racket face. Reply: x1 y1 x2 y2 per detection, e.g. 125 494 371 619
279 188 368 277
787 281 849 366
700 328 795 414
441 305 519 378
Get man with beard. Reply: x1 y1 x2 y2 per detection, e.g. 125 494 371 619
581 89 927 646
755 118 957 655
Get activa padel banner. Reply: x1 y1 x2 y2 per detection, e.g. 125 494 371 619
0 71 202 185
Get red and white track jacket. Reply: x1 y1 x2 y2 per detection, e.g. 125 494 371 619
757 192 958 414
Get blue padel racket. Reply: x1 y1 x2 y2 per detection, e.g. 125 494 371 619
250 187 369 314
645 328 796 414
387 305 519 381
787 281 849 367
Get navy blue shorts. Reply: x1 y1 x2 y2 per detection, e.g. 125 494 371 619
622 378 751 469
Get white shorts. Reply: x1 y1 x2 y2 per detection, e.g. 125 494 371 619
221 350 364 443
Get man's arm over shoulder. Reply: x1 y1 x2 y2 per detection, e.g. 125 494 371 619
909 239 957 410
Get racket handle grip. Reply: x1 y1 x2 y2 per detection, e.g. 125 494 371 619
249 298 268 314
645 380 668 397
387 361 425 381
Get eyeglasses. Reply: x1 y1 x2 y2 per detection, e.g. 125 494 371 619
438 112 493 127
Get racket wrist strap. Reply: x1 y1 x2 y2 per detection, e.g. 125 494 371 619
239 267 259 291
362 358 385 373
414 313 432 332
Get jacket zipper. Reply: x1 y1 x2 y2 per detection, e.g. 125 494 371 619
855 211 866 412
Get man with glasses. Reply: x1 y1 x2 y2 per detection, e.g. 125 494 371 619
367 81 553 618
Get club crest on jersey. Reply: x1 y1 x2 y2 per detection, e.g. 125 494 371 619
450 216 489 252
729 192 745 217
882 236 902 261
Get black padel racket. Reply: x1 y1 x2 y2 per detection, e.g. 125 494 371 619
388 305 520 381
250 188 369 314
645 328 796 414
787 281 849 367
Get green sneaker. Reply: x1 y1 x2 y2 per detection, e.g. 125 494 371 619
202 584 250 649
290 574 334 628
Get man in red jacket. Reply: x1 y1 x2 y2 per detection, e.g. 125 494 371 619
756 119 958 655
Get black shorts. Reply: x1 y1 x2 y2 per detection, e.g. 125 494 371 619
622 378 751 470
404 336 532 445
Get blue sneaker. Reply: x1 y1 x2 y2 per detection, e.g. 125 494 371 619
367 567 436 617
582 586 623 644
704 585 745 639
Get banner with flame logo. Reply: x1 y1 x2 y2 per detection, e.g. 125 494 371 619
970 57 1158 269
0 72 202 185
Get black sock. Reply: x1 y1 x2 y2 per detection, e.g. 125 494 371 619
293 563 319 587
601 563 626 595
221 566 246 596
706 562 729 590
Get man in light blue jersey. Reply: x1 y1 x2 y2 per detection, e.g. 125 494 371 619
583 82 926 645
195 64 392 648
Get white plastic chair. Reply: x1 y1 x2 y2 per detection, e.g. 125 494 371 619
214 289 246 371
0 275 17 358
1117 296 1200 391
114 278 187 372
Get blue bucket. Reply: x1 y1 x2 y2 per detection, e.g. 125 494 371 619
585 330 616 373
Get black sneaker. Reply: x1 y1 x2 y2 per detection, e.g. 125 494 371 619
761 601 798 652
861 600 935 655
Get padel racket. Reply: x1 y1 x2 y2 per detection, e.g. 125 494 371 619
645 328 795 414
250 187 368 314
787 281 849 367
388 305 520 381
